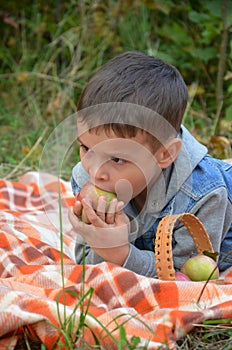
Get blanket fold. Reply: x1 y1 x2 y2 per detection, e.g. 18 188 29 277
0 172 231 349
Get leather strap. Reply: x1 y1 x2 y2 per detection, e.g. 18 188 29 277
154 213 214 280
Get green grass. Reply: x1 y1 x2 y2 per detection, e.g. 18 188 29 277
0 1 231 181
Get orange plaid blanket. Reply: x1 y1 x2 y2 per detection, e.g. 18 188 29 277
0 172 232 349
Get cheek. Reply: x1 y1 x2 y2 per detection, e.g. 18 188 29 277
79 148 83 161
140 159 160 183
120 168 147 197
79 151 89 172
79 147 86 159
133 173 148 193
114 178 134 203
130 164 158 195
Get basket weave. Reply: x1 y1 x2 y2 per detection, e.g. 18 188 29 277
154 213 214 281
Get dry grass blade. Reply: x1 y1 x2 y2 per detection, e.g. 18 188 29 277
176 323 232 350
4 128 48 181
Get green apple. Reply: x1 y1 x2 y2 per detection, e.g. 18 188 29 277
92 187 117 209
181 255 219 281
76 183 117 223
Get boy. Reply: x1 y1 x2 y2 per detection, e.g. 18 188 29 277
68 51 232 277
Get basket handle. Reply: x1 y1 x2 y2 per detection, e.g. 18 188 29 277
154 213 214 281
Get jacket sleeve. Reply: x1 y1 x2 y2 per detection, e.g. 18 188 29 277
71 162 89 195
74 238 158 277
172 186 232 271
75 238 105 265
74 210 159 277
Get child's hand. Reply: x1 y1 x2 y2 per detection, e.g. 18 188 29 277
83 195 126 225
69 196 130 265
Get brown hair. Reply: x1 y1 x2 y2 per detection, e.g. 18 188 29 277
77 51 188 145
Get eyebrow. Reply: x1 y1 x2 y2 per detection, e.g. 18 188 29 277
76 137 88 149
76 137 85 145
77 137 92 152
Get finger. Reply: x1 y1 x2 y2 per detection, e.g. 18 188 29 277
73 200 83 218
116 201 125 213
81 198 93 224
82 199 106 227
68 207 90 241
115 201 130 225
95 196 107 221
68 207 82 231
105 198 117 224
81 208 91 224
73 200 91 224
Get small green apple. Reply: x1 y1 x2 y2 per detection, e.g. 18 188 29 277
76 183 117 223
93 187 117 209
181 255 219 281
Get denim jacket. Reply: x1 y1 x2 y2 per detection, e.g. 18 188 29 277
71 126 232 276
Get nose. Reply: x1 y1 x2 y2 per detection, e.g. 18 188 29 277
84 154 109 182
89 163 109 181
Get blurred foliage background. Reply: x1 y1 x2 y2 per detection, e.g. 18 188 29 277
0 0 232 180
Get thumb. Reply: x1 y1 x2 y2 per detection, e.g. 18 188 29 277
115 201 130 226
73 200 83 217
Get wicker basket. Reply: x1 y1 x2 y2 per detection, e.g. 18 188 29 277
154 213 214 281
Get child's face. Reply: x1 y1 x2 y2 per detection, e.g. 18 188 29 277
77 123 162 204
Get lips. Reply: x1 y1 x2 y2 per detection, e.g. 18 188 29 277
90 183 114 193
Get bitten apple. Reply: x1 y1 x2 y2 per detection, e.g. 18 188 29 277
77 182 117 209
76 183 117 222
181 255 219 281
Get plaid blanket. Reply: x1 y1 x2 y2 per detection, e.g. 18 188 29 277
0 172 232 349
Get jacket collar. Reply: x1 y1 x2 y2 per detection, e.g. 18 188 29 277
146 125 208 213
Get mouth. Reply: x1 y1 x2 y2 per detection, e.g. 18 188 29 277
91 183 115 194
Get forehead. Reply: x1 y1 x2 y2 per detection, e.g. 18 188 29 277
78 125 149 145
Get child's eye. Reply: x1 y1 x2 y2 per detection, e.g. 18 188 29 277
111 157 125 164
80 144 90 153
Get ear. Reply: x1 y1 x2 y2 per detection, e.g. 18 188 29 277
155 138 182 169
